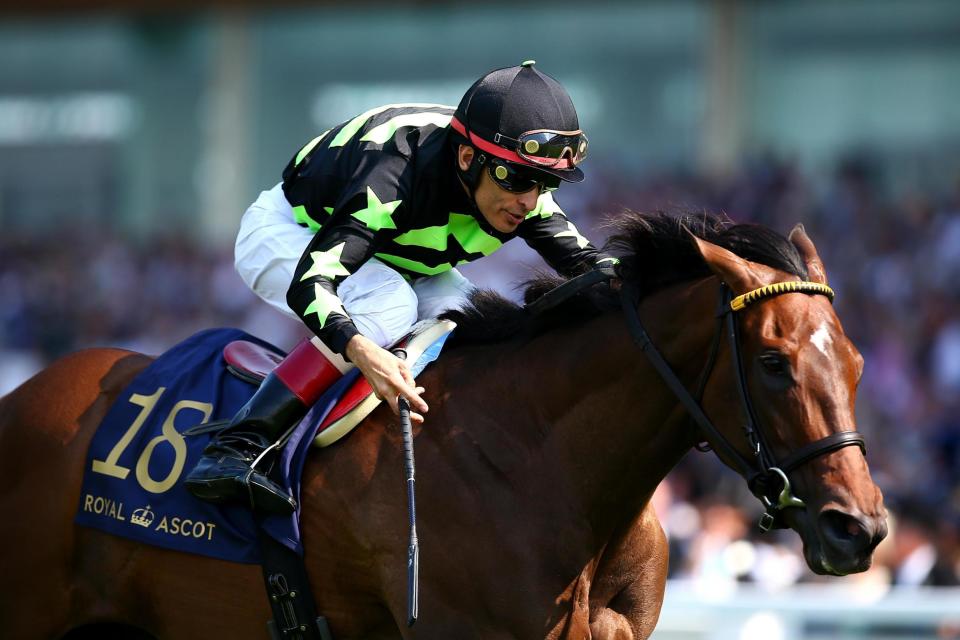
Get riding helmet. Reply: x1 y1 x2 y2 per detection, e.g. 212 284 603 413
451 60 588 188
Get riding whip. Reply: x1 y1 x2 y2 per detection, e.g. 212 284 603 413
397 396 419 626
393 347 419 627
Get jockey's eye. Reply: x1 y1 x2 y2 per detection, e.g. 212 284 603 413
759 352 791 378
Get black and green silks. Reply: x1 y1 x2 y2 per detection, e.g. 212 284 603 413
282 103 609 355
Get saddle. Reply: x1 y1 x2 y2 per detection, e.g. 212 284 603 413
222 319 456 447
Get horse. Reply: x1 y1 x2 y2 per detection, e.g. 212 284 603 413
0 211 887 639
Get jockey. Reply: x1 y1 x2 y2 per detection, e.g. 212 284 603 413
185 60 616 514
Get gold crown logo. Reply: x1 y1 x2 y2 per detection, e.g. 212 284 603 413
131 505 155 528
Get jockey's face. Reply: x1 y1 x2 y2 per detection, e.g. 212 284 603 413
457 145 539 234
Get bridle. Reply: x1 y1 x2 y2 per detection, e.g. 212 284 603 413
527 268 867 531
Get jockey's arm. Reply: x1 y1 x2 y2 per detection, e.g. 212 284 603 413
284 199 427 422
519 192 616 276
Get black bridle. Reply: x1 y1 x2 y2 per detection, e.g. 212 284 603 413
528 268 867 531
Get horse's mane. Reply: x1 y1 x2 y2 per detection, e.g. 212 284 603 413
441 210 808 347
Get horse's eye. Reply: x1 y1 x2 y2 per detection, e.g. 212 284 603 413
759 352 790 377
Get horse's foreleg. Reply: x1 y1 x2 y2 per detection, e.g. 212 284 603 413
588 504 669 640
589 609 635 640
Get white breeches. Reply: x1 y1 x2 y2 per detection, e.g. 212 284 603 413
234 183 475 348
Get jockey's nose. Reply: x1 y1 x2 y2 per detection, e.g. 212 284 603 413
517 188 539 213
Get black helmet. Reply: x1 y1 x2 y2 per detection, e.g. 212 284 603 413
452 60 589 187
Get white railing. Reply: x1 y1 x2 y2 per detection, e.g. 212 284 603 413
653 580 960 640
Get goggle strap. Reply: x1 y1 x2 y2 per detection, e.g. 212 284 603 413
452 116 569 170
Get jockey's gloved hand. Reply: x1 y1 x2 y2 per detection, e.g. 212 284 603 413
593 255 620 275
345 334 428 424
591 255 621 290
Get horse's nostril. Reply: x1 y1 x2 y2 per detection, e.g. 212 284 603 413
844 517 862 538
819 509 887 562
820 509 869 547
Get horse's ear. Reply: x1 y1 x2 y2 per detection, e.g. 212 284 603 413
788 223 828 285
689 235 763 294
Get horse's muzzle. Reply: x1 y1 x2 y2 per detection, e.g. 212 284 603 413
815 508 888 575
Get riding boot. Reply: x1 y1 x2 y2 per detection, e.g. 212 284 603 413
184 338 349 514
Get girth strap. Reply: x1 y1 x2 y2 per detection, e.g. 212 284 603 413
257 524 334 640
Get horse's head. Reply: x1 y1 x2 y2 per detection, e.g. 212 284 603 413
691 225 887 576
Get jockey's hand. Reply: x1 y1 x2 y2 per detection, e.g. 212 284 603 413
345 334 428 424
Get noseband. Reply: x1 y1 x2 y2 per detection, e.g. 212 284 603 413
526 267 867 532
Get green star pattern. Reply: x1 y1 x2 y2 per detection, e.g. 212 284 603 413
392 213 502 255
299 242 351 282
350 187 401 231
303 283 347 328
293 205 335 233
293 205 321 232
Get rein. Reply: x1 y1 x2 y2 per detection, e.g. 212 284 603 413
527 268 866 531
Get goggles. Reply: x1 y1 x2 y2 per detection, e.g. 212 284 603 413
494 129 589 169
488 159 560 195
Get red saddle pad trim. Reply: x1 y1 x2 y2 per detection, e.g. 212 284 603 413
316 375 374 431
315 334 412 432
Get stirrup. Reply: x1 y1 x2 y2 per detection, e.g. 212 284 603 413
244 468 298 514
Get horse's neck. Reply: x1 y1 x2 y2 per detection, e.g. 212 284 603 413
453 278 718 535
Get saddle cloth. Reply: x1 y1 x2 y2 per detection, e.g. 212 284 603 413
75 323 453 564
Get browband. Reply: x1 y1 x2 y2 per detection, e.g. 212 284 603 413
730 281 834 312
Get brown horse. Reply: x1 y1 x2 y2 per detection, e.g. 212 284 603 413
0 212 887 639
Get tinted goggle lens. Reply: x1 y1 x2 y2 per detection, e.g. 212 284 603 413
517 130 588 167
488 161 560 194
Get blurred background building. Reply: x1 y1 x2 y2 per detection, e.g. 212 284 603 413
2 1 959 637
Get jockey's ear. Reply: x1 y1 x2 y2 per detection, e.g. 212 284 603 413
788 223 828 285
457 144 475 171
689 234 764 294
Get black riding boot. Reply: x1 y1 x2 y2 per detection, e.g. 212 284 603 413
184 373 306 514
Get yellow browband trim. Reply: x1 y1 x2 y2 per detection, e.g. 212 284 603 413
730 281 835 312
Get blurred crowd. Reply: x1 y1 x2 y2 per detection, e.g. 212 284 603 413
0 229 310 391
1 154 958 592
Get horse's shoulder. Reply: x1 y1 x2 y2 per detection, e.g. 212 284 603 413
0 348 152 443
53 347 154 394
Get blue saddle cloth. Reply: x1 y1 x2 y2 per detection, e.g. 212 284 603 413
74 327 448 564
